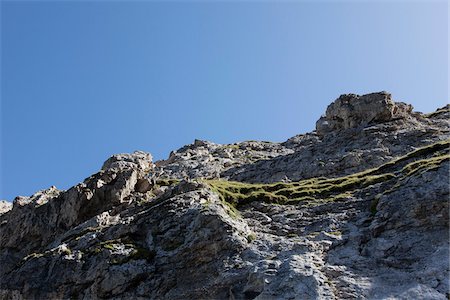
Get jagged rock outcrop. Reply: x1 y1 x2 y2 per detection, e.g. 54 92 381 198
315 92 413 136
0 201 12 216
0 151 153 279
0 92 448 299
102 151 153 174
155 139 293 180
223 93 448 183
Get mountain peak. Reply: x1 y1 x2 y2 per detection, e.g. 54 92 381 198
0 92 448 299
315 91 414 135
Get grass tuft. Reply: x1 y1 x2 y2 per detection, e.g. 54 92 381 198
206 140 449 211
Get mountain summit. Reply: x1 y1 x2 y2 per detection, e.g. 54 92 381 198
1 92 449 299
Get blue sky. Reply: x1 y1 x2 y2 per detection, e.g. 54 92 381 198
1 1 448 201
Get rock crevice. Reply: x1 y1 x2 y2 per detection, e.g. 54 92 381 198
0 92 448 299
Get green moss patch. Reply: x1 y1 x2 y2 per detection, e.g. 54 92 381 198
23 252 46 261
401 154 449 177
206 140 449 209
246 233 257 242
155 178 180 187
365 140 449 176
89 238 156 264
110 246 156 265
207 172 395 207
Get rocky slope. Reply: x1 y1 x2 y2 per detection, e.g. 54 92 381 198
0 92 448 299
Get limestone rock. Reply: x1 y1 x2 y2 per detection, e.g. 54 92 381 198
12 186 61 208
316 92 400 136
0 201 12 215
101 151 153 173
0 92 448 299
155 139 293 180
224 93 448 183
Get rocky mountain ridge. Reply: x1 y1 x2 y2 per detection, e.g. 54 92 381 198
0 92 448 299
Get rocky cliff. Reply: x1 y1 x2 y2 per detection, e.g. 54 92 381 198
0 92 449 299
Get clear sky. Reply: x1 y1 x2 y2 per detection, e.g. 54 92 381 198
1 1 448 201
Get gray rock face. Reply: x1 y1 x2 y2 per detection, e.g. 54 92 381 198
1 181 251 299
0 151 153 278
156 139 293 180
0 92 448 299
102 151 153 174
223 93 448 183
0 201 12 215
316 92 396 136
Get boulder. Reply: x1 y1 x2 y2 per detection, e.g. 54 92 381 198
316 92 398 135
101 151 153 173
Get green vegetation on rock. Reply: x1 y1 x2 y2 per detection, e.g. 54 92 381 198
207 140 449 209
23 252 45 261
91 238 156 265
155 178 180 187
246 232 257 242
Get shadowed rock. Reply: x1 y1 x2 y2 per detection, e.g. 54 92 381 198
0 93 448 299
